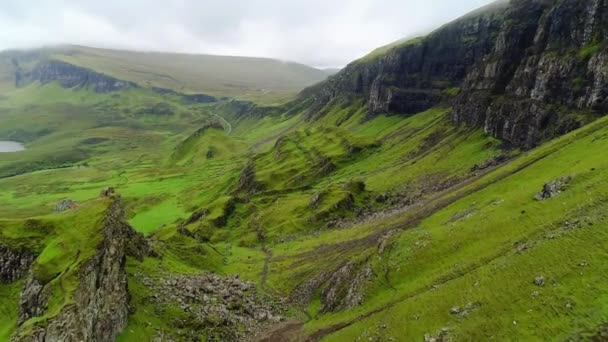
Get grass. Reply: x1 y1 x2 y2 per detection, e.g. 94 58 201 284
0 198 111 338
1 79 608 341
356 37 424 64
2 45 329 105
293 113 608 341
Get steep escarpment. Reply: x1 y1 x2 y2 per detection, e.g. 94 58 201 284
0 247 36 283
302 0 508 119
15 60 137 93
304 0 608 149
10 199 151 342
453 0 608 148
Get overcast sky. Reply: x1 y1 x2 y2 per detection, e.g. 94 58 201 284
0 0 496 68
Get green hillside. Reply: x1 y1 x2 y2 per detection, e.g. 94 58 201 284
1 78 607 340
0 45 329 104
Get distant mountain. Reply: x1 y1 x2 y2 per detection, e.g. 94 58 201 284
0 45 329 104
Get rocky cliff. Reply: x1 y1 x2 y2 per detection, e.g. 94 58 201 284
16 60 137 93
452 0 608 148
10 199 150 342
0 246 36 283
304 0 608 148
301 1 508 119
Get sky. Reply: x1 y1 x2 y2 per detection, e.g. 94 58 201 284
0 0 496 68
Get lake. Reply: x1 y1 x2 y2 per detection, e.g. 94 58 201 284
0 141 26 152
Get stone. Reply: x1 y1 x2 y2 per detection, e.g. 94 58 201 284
310 192 325 209
533 276 545 287
133 271 285 341
0 246 36 283
54 199 78 212
535 177 572 200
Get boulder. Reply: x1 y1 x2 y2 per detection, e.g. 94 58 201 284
54 199 77 212
535 176 572 200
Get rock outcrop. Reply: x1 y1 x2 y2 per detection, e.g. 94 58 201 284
11 198 151 342
304 0 608 149
452 0 608 149
16 60 137 93
535 176 572 200
152 87 218 103
301 1 508 119
0 246 36 283
134 272 285 341
54 199 77 212
235 161 264 196
290 260 374 313
320 261 374 312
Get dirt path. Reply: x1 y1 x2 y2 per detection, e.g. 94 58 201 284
254 321 305 342
213 113 233 134
261 246 272 288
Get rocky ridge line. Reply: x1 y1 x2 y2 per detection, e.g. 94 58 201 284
11 197 151 342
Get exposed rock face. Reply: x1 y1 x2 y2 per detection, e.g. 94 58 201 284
11 199 151 342
535 176 572 200
452 0 608 149
182 93 217 104
320 261 373 312
301 1 507 119
235 161 264 196
0 246 36 283
305 0 608 149
290 260 374 313
16 60 137 93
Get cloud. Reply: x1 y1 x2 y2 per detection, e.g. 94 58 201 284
0 0 496 67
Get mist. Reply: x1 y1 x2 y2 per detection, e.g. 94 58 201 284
0 0 496 67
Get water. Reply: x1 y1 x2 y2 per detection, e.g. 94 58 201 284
0 141 25 152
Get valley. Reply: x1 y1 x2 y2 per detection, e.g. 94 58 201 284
1 0 608 341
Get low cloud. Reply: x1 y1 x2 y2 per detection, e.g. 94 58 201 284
0 0 495 67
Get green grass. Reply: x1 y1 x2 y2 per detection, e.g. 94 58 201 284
2 45 329 105
356 37 424 64
2 80 608 341
0 282 22 341
578 40 602 59
291 112 608 341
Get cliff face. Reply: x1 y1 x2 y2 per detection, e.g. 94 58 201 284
16 60 137 93
305 0 608 149
452 0 608 148
11 199 150 342
302 1 508 118
0 246 36 283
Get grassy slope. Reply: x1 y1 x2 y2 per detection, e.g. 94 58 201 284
0 199 111 339
1 45 328 105
276 114 608 341
1 80 607 340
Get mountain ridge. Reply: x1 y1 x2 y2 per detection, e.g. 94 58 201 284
0 45 329 104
